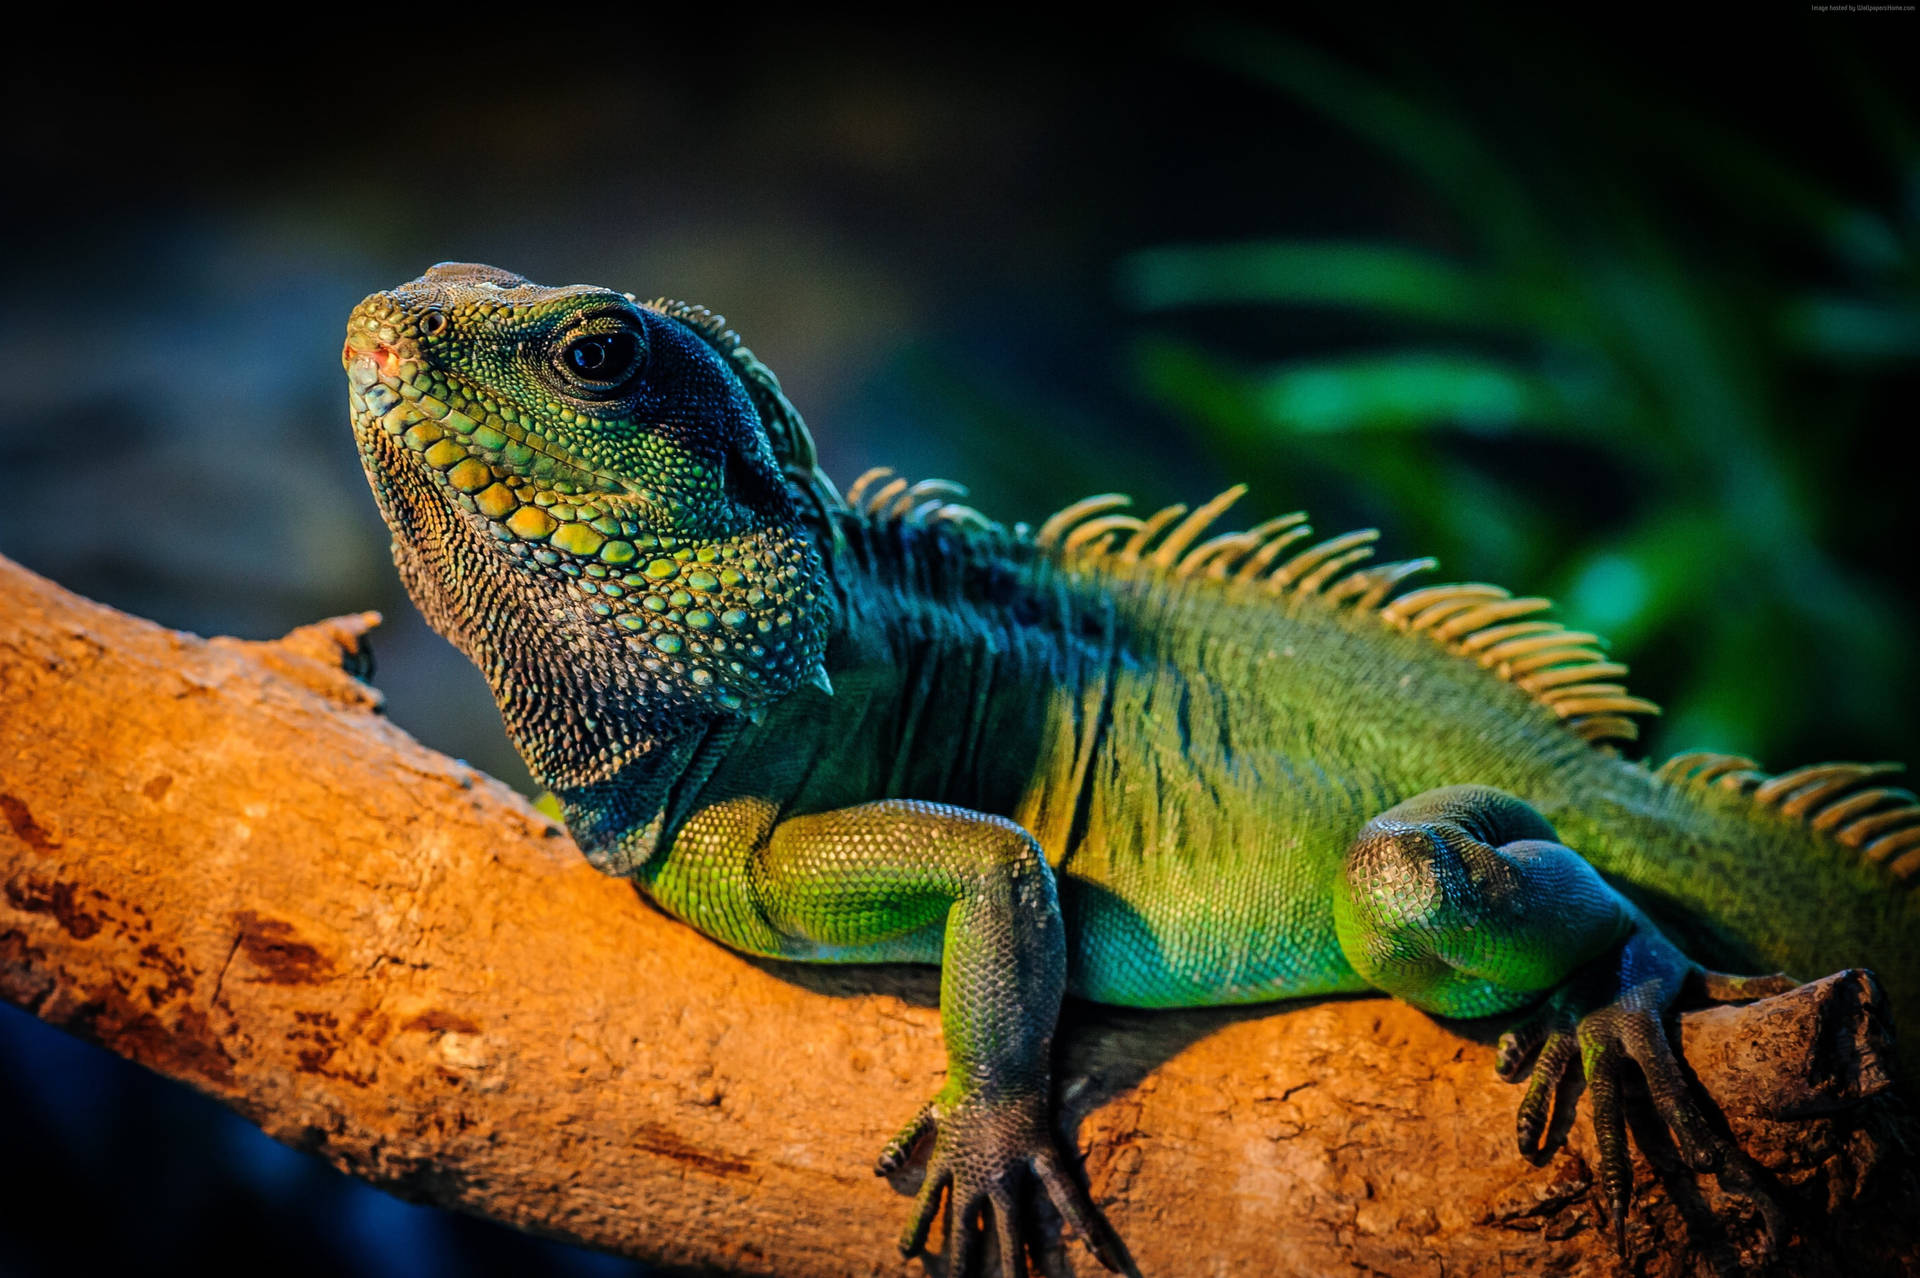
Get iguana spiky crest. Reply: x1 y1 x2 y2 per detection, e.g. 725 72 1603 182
842 469 1658 746
1656 754 1920 883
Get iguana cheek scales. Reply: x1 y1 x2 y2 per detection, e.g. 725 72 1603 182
347 264 1918 1274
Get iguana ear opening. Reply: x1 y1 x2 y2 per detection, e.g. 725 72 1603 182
641 298 847 532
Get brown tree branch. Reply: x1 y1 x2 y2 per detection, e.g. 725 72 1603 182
0 552 1912 1277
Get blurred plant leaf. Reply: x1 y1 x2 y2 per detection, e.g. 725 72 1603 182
1135 338 1568 435
1124 26 1917 764
1189 28 1550 267
1124 242 1544 333
1780 297 1920 361
1585 87 1910 274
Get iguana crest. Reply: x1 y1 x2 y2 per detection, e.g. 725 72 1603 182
1656 754 1920 882
843 467 1657 746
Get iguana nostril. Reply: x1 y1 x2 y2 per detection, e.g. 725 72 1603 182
341 340 385 386
342 316 413 378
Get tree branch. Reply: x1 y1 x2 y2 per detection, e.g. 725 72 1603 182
0 552 1912 1276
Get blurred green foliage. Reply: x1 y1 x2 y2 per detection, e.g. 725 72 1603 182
1118 28 1918 765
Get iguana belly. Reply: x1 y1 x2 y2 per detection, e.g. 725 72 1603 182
1056 864 1370 1007
1033 729 1378 1008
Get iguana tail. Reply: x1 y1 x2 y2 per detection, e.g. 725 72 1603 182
1581 752 1920 1052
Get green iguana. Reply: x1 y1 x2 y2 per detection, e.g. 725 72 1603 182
342 262 1918 1274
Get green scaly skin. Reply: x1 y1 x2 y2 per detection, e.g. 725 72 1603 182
344 263 1919 1274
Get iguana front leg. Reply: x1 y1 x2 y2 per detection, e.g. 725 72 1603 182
1333 786 1796 1254
659 797 1121 1277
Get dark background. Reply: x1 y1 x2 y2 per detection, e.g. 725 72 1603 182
2 10 1914 1275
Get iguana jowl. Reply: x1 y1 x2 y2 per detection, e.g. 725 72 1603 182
343 262 1919 1273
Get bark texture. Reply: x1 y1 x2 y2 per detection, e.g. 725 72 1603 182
0 551 1913 1278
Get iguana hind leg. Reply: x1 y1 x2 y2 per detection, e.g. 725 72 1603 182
1333 785 1795 1254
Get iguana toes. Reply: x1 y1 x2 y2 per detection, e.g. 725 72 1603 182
343 262 1919 1272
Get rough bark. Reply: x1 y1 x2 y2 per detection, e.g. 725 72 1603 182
0 551 1912 1278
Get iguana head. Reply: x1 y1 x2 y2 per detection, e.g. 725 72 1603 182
343 262 834 788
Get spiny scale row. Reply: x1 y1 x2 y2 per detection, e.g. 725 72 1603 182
845 467 1001 532
853 473 1656 748
1657 754 1920 884
1382 584 1657 743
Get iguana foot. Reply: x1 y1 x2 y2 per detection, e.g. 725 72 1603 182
1495 926 1797 1256
1335 785 1802 1258
877 1084 1129 1278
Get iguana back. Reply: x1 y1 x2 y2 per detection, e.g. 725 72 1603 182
754 472 1920 1022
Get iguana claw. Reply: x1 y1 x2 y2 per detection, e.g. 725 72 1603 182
1495 929 1798 1257
878 1086 1131 1278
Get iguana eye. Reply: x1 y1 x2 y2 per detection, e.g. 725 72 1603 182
419 308 447 337
556 328 643 395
